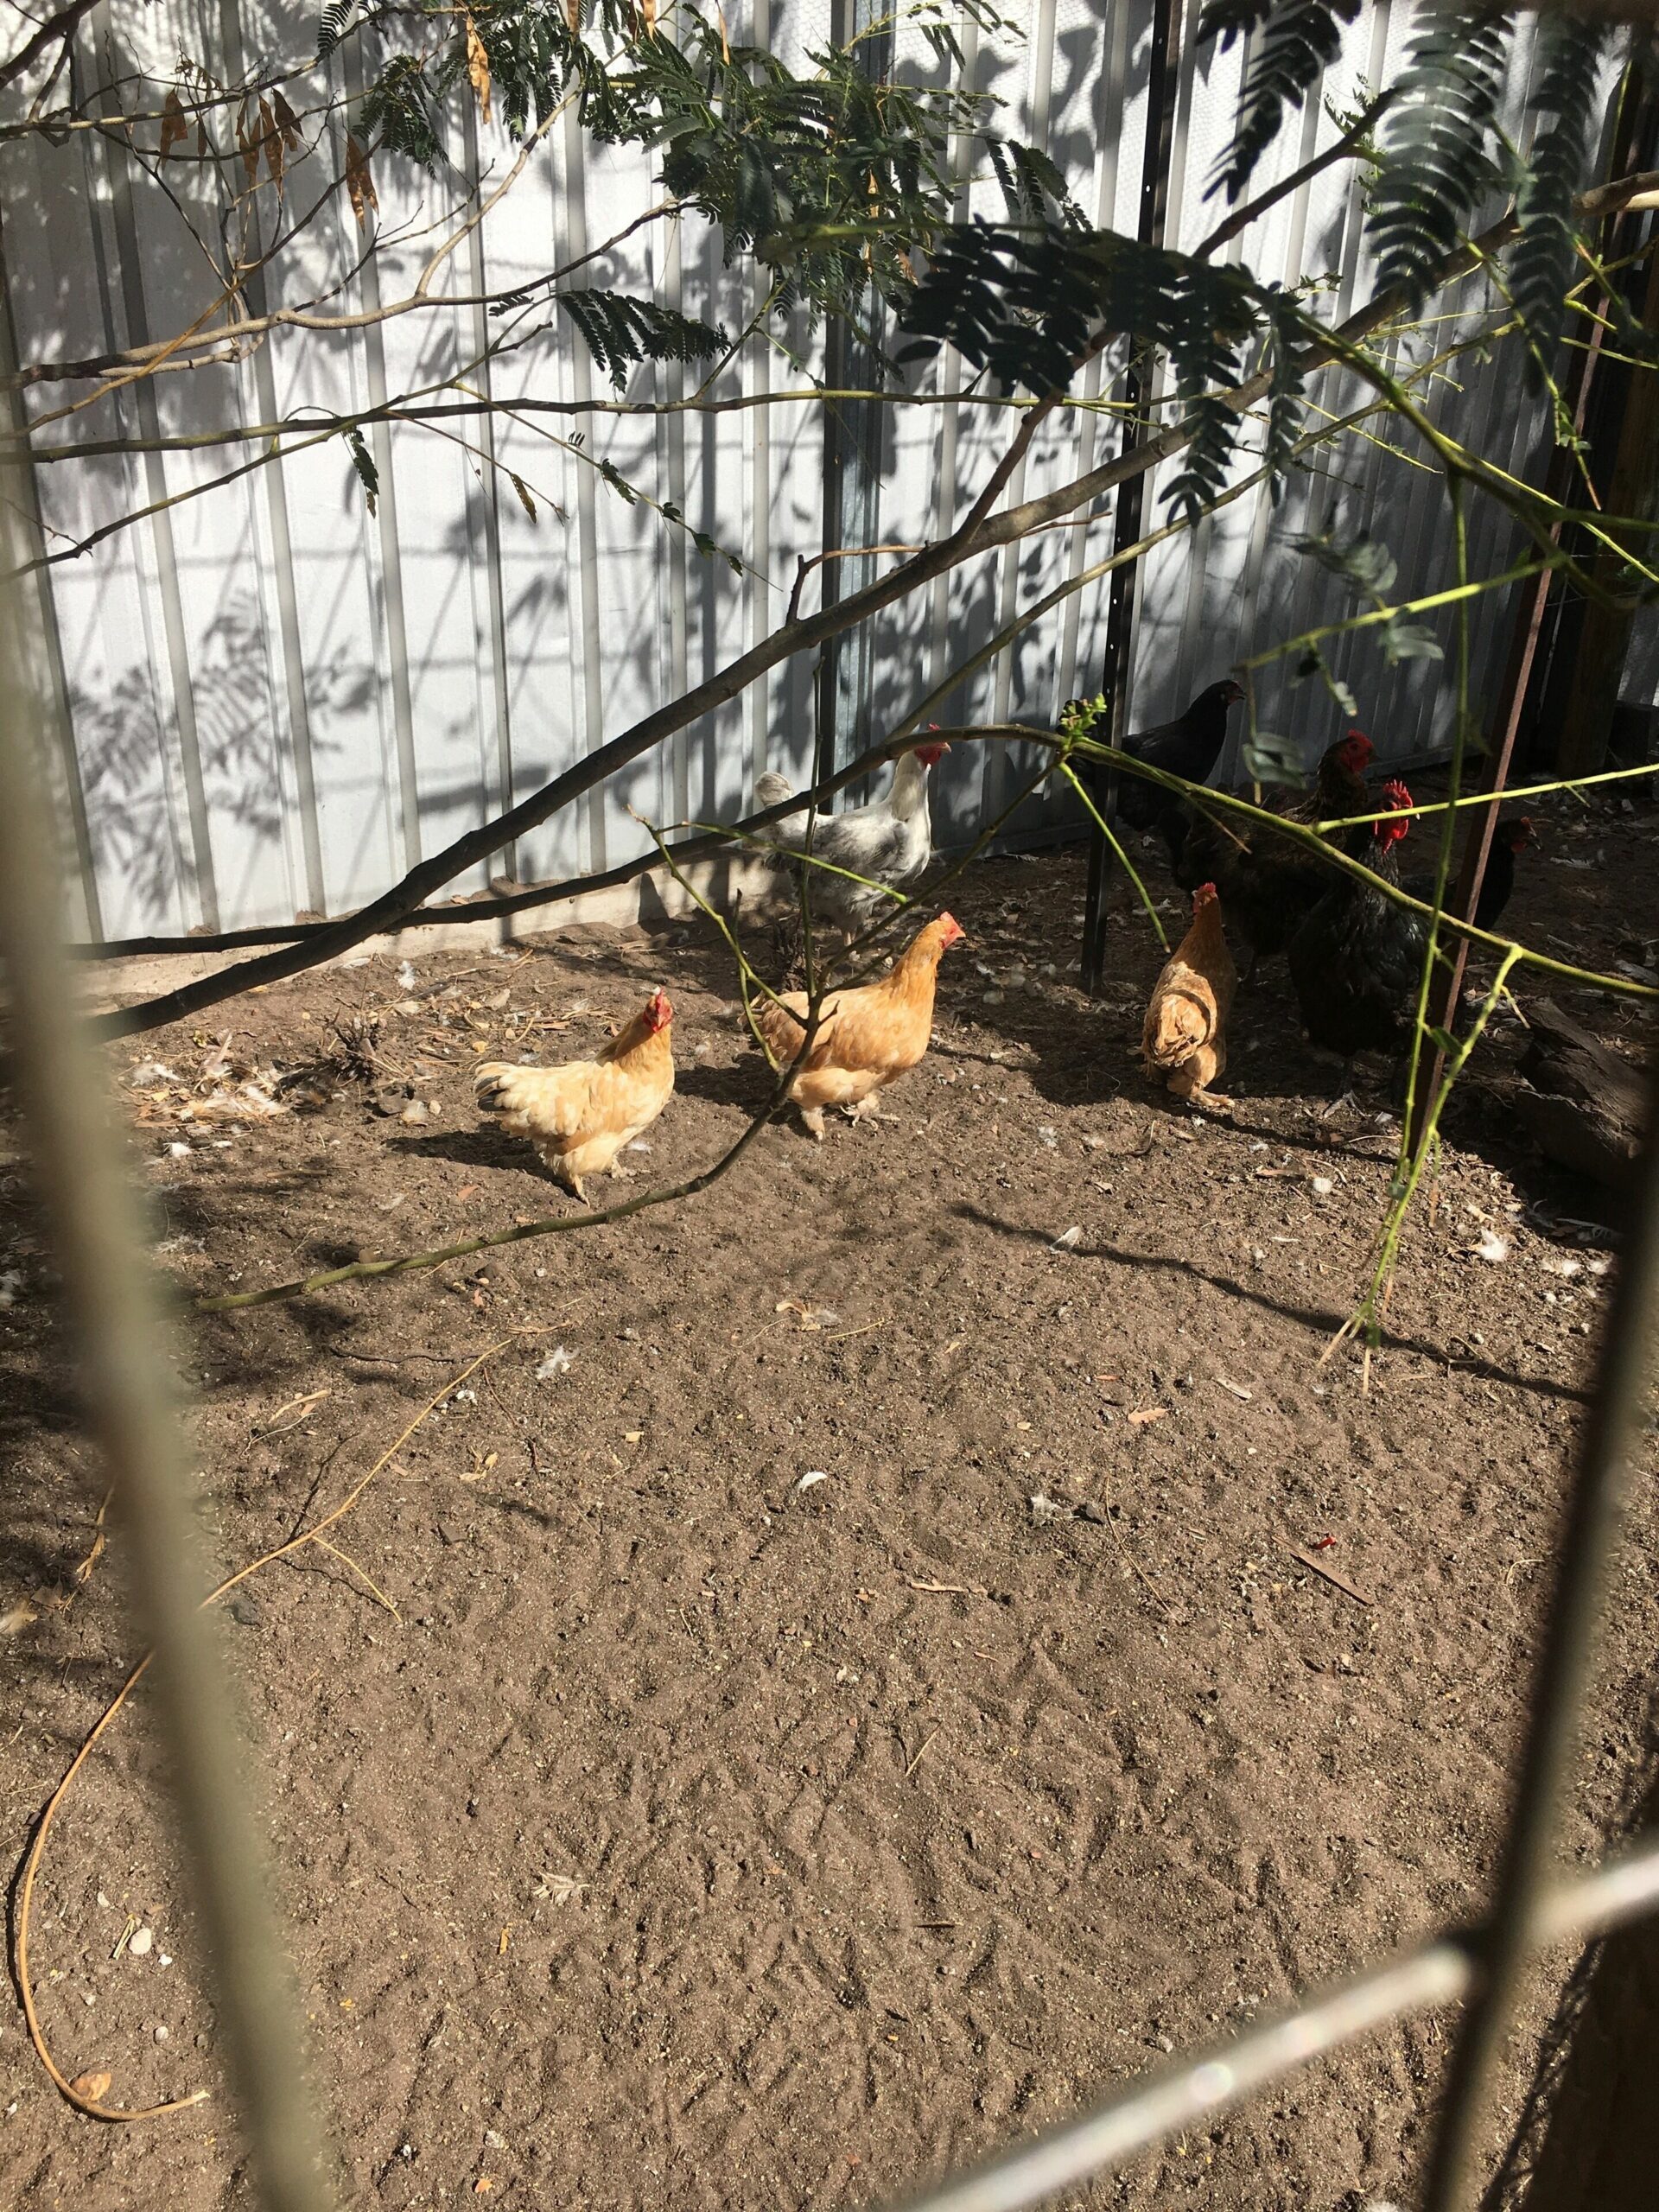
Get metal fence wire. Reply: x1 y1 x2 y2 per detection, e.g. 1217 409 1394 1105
5 559 1659 2212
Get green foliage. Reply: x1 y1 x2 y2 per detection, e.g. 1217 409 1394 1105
1366 4 1511 308
1241 728 1306 784
333 0 1615 550
1511 13 1609 376
344 426 379 514
1259 285 1307 498
987 137 1084 230
455 3 1000 328
896 221 1300 519
1295 526 1446 670
1197 0 1362 203
360 52 455 172
557 289 726 389
315 1 357 65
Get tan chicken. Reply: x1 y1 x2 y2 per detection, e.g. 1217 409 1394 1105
474 988 674 1198
752 912 964 1138
1141 882 1236 1105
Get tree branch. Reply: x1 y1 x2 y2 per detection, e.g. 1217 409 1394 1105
0 0 100 98
86 162 1659 1039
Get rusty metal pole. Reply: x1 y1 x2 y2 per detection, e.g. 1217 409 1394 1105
1405 79 1655 1157
1402 385 1594 1162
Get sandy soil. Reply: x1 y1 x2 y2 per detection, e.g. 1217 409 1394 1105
2 794 1656 2212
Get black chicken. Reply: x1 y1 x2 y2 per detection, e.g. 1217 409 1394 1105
1176 728 1376 964
1287 778 1427 1074
1071 679 1244 858
1404 813 1534 934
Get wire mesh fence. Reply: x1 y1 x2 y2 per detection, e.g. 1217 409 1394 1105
5 562 1659 2208
5 5 1659 2205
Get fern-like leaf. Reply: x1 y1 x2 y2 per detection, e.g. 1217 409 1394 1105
899 219 1277 521
559 288 725 389
987 137 1085 231
345 427 379 515
1510 12 1608 377
1294 526 1445 664
361 54 448 171
1367 4 1512 308
1203 0 1362 204
1259 284 1306 499
316 1 356 63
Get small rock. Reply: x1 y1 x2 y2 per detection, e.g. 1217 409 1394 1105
398 1099 430 1127
153 2024 168 2043
128 1927 154 1957
1311 1175 1335 1197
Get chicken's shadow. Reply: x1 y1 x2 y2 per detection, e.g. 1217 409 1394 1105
388 1128 534 1173
671 1057 772 1112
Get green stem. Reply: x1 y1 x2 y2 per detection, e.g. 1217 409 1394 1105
1332 947 1523 1358
1058 758 1170 951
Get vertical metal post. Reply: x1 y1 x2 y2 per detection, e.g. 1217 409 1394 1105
1404 324 1604 1160
341 35 423 875
1419 1044 1659 2211
88 0 220 929
0 222 102 941
220 0 328 918
1407 75 1654 1156
461 92 519 887
747 0 774 798
0 592 334 2210
815 0 893 794
1079 0 1182 995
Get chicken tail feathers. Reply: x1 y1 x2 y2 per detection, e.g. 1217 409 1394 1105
1143 988 1216 1068
475 1062 546 1127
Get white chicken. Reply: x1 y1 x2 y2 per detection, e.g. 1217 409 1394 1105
753 738 949 939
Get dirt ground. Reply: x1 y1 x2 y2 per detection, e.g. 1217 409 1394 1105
3 791 1657 2212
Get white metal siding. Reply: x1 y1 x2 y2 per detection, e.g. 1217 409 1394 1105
0 1 1621 939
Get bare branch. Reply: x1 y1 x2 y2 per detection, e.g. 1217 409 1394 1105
0 0 100 99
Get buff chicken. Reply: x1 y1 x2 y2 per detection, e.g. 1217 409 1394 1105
751 912 964 1138
1141 881 1237 1106
474 988 674 1198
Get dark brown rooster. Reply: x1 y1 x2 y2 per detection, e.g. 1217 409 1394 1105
1287 778 1427 1075
1174 728 1376 968
1405 813 1534 934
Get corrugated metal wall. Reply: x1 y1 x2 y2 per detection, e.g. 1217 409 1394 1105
0 0 1615 942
